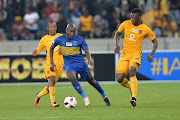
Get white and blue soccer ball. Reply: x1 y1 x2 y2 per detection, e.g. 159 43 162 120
64 96 77 108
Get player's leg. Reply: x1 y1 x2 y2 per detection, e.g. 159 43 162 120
116 59 131 89
129 54 141 107
48 65 63 107
129 62 140 107
37 85 49 98
86 77 111 106
34 64 50 107
67 70 90 106
48 75 59 107
79 68 110 106
37 64 50 98
34 85 49 107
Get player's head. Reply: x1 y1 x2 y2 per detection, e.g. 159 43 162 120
66 23 76 39
47 20 57 35
130 8 142 26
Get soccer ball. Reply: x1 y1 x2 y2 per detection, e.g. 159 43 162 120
64 96 77 108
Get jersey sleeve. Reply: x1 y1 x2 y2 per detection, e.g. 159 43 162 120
118 21 126 33
57 33 63 36
36 37 45 54
81 38 88 50
53 37 59 47
146 27 156 41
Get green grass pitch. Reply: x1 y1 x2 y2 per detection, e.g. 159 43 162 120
0 82 180 120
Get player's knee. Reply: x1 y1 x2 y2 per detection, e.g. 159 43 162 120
46 86 49 92
86 79 96 86
116 74 124 83
67 75 76 83
49 76 55 86
129 67 136 77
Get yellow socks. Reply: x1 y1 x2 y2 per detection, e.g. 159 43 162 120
130 76 138 98
37 86 56 104
49 86 55 104
37 86 49 98
120 78 131 89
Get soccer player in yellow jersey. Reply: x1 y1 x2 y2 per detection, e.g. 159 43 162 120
32 20 63 107
114 8 158 107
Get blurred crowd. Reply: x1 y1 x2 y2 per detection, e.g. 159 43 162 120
0 0 180 41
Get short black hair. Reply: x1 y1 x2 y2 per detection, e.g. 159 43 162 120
48 20 56 25
131 8 142 16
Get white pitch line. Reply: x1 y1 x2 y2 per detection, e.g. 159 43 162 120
0 80 180 86
0 115 179 119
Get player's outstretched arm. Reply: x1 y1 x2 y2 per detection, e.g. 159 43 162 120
32 39 45 56
32 50 38 56
50 44 56 71
114 31 122 54
147 39 158 62
84 49 93 66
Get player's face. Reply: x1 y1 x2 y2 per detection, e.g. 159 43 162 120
47 22 57 35
66 27 76 39
130 13 140 25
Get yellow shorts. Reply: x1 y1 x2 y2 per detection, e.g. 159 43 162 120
116 54 141 75
44 63 63 83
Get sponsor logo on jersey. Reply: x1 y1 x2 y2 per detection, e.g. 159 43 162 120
127 34 136 41
131 28 138 33
66 42 72 46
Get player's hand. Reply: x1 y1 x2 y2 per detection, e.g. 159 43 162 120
88 60 94 67
32 50 38 56
58 48 62 54
147 55 153 62
114 45 120 54
50 63 56 72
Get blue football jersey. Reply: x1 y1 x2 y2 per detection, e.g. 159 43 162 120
53 34 88 66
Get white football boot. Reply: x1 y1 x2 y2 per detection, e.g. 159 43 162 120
84 97 90 107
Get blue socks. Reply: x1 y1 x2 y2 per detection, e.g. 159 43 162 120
94 81 107 98
72 81 87 99
72 80 107 99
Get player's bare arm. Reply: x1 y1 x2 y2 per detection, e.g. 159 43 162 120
32 50 38 56
50 44 56 71
84 49 93 66
114 31 122 54
147 38 158 62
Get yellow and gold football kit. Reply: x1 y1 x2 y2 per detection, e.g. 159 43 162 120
36 33 64 83
116 20 155 75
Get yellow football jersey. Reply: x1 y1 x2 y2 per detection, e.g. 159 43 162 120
36 33 63 64
118 20 155 55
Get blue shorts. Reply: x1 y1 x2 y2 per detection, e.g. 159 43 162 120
64 63 92 79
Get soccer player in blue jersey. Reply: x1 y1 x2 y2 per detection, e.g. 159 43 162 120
50 23 110 106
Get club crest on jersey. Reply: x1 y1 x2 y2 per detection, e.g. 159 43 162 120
131 28 138 33
66 42 72 46
139 30 143 34
73 41 77 46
